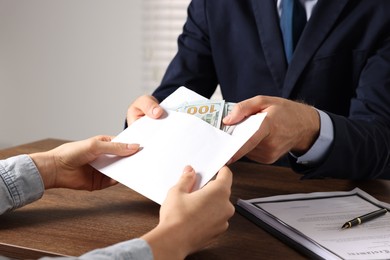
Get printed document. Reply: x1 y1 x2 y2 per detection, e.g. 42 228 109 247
237 188 390 260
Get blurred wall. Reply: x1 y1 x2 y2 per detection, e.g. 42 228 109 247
0 0 145 148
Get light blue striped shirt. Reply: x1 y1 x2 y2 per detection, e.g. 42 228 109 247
0 155 153 260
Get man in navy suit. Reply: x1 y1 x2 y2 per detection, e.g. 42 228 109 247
127 0 390 180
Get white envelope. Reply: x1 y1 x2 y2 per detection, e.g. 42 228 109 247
91 87 266 204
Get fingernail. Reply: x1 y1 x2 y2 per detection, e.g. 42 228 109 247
152 106 161 116
183 165 194 174
223 114 231 122
127 144 140 150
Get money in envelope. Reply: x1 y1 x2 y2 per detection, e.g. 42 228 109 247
91 87 266 204
174 100 237 134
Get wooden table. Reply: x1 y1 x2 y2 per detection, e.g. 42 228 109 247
1 139 390 259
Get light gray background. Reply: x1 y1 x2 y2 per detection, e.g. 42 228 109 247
0 0 146 148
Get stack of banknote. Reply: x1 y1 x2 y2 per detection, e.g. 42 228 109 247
174 100 236 134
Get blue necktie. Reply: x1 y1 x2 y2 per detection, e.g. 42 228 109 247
280 0 307 63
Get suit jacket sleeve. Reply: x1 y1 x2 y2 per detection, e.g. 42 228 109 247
291 37 390 180
152 0 218 102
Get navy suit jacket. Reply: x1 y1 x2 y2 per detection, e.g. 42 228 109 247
152 0 390 179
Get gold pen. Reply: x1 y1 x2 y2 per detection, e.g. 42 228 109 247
341 208 388 229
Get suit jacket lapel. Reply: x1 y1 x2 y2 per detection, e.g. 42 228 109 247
282 0 349 98
251 0 287 91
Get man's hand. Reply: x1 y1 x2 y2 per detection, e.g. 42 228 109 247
223 96 320 164
126 95 164 126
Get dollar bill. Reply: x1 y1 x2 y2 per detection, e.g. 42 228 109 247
179 100 225 129
221 102 236 134
175 100 237 134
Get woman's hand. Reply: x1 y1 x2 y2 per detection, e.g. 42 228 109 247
30 135 139 190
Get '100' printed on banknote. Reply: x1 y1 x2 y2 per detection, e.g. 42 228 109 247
175 100 237 134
